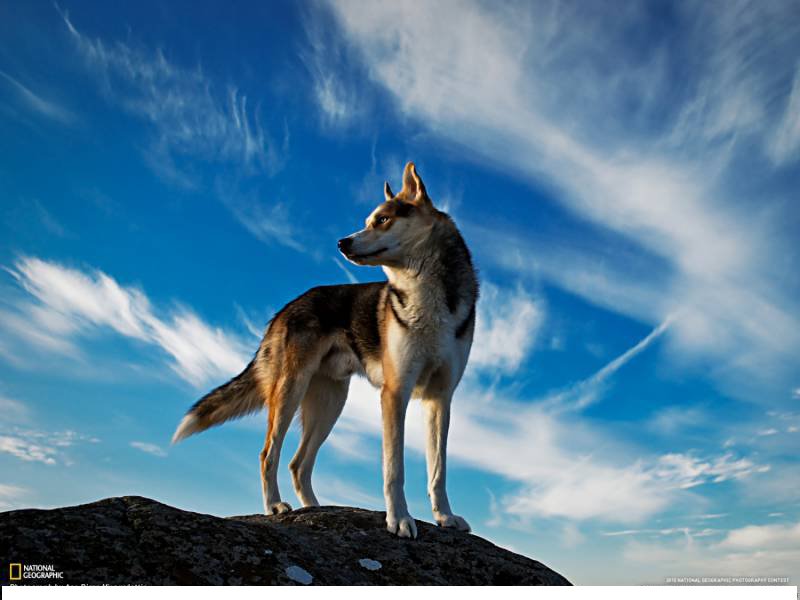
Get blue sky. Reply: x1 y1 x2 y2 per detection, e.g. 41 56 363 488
1 0 799 585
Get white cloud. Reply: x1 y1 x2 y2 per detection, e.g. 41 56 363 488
0 435 57 465
623 539 799 582
326 423 374 463
470 283 543 373
130 441 167 458
653 452 769 489
603 526 714 540
719 521 800 551
646 405 708 436
315 476 384 509
0 484 29 511
502 464 668 524
768 64 800 164
0 69 75 124
561 522 585 548
0 305 79 357
0 396 31 423
2 256 250 386
620 520 800 583
0 428 98 466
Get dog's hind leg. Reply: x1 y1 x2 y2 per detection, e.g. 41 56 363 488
259 372 309 515
289 375 349 507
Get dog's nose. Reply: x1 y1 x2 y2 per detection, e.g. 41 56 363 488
338 238 352 253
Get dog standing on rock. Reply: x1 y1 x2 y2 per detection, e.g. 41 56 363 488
172 162 478 538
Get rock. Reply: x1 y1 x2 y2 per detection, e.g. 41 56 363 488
0 496 571 585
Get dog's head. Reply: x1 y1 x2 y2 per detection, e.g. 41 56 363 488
338 162 437 267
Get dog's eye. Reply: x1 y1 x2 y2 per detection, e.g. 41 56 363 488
376 216 390 225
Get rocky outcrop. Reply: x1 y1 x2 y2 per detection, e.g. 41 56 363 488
1 496 570 585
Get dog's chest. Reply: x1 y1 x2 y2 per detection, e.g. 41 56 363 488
392 286 469 364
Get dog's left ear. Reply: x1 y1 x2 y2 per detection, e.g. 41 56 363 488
384 181 394 202
401 162 432 207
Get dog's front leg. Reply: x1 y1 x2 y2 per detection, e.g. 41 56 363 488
423 396 470 531
381 383 417 538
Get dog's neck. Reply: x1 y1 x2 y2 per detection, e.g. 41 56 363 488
382 217 478 319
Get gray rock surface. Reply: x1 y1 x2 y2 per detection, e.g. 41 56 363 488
1 496 571 585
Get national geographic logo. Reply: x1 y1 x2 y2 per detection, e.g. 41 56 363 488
8 563 64 581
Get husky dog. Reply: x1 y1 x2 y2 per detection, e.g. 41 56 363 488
172 162 478 538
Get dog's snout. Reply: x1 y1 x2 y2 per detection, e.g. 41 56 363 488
338 237 352 253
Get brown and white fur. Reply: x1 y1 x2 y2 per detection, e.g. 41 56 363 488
172 162 478 538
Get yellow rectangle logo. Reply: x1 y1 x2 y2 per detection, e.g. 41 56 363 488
9 563 22 581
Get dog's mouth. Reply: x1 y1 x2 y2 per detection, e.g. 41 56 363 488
349 247 389 260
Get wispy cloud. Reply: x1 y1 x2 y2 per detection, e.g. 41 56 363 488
621 519 800 583
56 6 302 251
719 520 800 551
0 428 99 466
653 452 770 489
300 6 369 129
2 256 250 386
332 257 359 284
0 69 75 124
767 64 800 164
0 396 31 424
130 441 167 458
470 283 543 373
544 318 671 412
58 8 279 173
315 476 384 509
213 178 305 253
603 527 700 538
330 278 770 525
317 0 800 404
646 405 709 436
0 484 29 511
339 366 769 525
0 435 58 465
29 199 72 238
234 304 268 340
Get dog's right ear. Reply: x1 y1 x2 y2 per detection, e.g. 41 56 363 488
400 162 432 207
384 181 394 202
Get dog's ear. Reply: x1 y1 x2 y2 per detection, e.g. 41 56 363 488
400 162 431 206
384 181 394 202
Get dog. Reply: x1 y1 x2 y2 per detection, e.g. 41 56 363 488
172 162 478 538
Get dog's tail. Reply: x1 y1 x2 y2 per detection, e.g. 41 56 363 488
172 357 263 444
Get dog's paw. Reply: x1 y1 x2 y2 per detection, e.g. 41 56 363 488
435 512 471 532
266 501 292 515
386 513 418 539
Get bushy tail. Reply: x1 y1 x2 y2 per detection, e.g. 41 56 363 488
172 359 263 444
